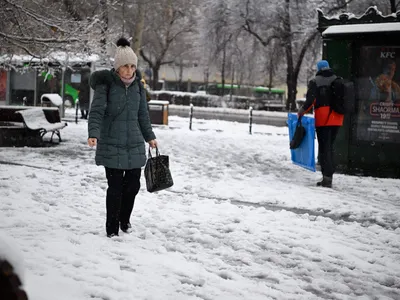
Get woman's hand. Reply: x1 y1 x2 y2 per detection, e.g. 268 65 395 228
88 138 97 147
148 140 158 149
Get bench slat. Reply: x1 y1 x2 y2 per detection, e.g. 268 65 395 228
16 109 66 131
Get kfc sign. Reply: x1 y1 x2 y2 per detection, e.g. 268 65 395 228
381 51 396 58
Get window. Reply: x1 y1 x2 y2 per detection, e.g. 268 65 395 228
71 73 81 83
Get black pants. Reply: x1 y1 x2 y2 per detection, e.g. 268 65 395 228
81 109 88 119
316 126 340 177
105 167 141 235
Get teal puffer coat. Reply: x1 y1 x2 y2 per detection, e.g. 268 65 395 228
88 69 156 170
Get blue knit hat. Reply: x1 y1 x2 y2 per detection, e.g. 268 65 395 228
317 60 330 71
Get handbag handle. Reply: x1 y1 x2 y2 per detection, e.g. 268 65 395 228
148 146 160 158
297 116 303 127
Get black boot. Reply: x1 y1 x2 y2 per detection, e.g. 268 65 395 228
106 221 119 237
317 176 332 188
120 222 132 233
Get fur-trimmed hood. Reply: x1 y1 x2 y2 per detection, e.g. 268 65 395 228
89 68 143 89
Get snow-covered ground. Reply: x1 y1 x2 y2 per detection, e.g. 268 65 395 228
0 112 399 300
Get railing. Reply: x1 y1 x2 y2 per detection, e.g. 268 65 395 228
188 104 255 134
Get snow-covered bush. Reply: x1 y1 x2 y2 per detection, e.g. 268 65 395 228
149 90 285 111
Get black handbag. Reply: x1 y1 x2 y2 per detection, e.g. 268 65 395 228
290 117 306 149
144 147 174 193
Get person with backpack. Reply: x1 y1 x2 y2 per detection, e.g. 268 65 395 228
298 60 344 188
87 37 157 237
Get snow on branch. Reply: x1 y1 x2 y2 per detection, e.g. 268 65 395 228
0 32 80 44
3 0 68 33
0 0 102 57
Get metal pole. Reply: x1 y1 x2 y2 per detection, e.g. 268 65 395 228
189 103 193 130
75 99 79 124
249 106 253 135
61 67 65 118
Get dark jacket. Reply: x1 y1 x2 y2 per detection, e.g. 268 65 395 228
302 68 344 127
79 72 91 110
88 69 156 170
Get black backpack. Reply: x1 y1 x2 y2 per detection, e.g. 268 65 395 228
330 77 346 114
316 76 355 115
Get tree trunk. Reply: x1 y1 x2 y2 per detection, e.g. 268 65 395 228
286 73 297 111
99 0 108 60
133 2 146 54
283 0 297 111
390 0 396 13
122 0 126 36
178 59 183 91
229 63 235 102
152 65 160 90
268 55 274 89
238 71 243 88
221 45 226 96
203 67 209 92
286 50 298 111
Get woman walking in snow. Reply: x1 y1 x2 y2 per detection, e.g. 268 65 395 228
87 37 157 238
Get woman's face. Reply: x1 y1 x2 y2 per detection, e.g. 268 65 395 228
118 64 136 79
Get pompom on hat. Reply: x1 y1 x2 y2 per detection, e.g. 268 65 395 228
113 37 138 71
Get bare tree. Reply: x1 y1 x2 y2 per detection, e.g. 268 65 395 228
265 40 282 89
5 0 394 98
132 0 146 53
240 0 318 110
201 0 245 94
98 0 109 57
0 0 100 57
239 0 360 110
139 0 197 89
207 0 231 94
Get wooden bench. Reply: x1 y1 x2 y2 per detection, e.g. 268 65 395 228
0 106 65 147
16 108 67 143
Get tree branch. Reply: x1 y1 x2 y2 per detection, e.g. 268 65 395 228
242 22 280 47
63 0 82 21
4 39 42 57
326 0 358 15
0 32 80 44
294 30 319 79
4 0 67 33
166 27 192 45
240 0 279 47
160 60 174 66
139 49 154 69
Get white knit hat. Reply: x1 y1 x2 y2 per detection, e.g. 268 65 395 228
113 37 138 70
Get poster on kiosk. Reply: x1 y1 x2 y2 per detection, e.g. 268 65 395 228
356 46 400 144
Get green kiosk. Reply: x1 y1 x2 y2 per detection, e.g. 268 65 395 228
318 7 400 179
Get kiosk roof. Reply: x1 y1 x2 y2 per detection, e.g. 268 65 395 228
323 23 400 36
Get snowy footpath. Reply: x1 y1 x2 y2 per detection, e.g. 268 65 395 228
0 114 399 300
